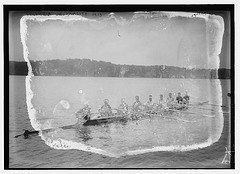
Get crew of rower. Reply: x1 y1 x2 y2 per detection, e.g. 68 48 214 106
77 91 190 120
103 92 189 116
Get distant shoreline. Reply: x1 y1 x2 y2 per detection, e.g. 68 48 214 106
8 75 232 80
9 59 231 79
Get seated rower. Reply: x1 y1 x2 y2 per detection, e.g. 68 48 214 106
158 94 166 109
183 91 190 105
176 92 183 104
145 95 155 110
99 99 112 117
118 98 129 114
166 92 174 108
76 104 91 123
132 96 144 112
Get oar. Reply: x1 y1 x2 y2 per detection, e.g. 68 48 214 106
191 101 209 106
191 101 231 109
188 106 230 114
206 103 231 109
14 130 40 138
185 111 215 118
146 110 197 123
138 107 197 122
168 108 215 118
14 134 24 138
14 122 79 139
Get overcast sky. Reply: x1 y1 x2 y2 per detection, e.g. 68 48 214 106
9 11 230 69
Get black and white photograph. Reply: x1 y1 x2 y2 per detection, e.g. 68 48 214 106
5 4 234 169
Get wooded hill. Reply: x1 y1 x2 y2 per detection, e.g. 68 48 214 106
9 59 231 79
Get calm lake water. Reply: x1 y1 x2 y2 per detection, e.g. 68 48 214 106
9 76 231 168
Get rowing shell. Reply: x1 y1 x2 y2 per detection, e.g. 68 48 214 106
83 105 194 126
14 105 193 139
83 115 128 126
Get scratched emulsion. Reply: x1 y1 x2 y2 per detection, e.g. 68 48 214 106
20 12 224 157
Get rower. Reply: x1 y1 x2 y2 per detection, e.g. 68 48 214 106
145 94 155 110
158 94 166 109
183 91 190 105
166 92 174 108
176 92 183 104
99 99 112 117
76 104 91 123
118 98 129 114
132 96 143 112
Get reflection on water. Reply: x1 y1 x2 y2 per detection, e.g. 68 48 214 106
75 126 93 142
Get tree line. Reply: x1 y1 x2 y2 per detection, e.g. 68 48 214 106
9 59 231 79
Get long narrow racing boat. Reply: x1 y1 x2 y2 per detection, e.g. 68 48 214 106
82 104 189 126
83 114 128 126
15 104 190 138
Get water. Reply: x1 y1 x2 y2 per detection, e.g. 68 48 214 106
9 76 231 168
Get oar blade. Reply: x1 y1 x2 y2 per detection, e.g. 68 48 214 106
14 134 22 138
